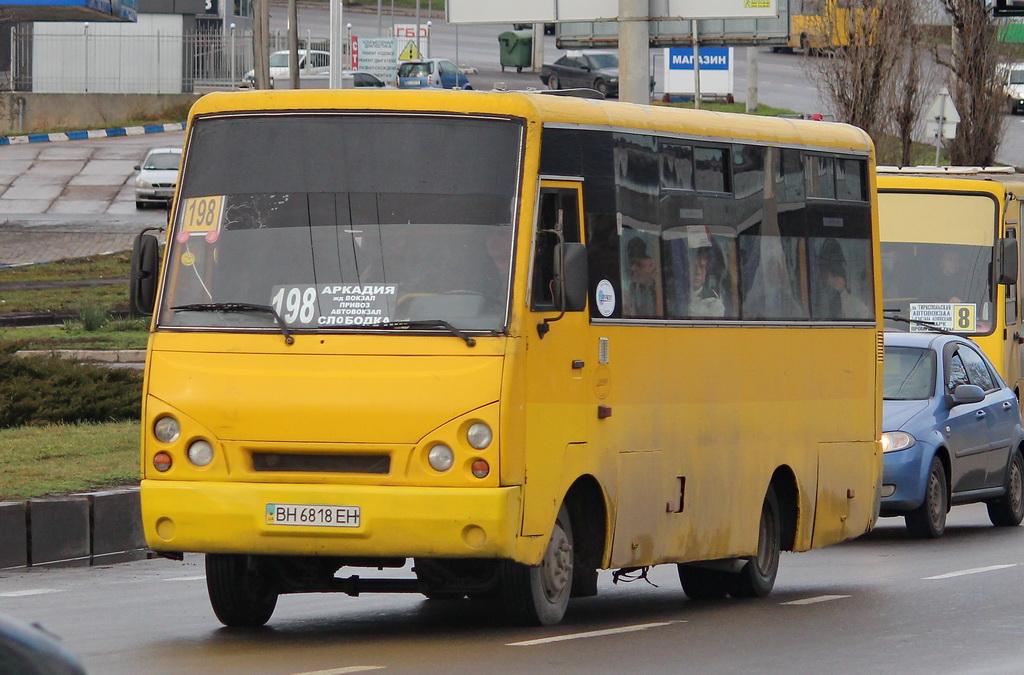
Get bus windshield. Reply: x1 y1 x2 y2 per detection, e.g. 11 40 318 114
880 191 995 335
158 113 522 333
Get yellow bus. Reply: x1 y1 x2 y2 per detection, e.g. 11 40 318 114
782 0 858 53
130 88 883 628
877 167 1022 397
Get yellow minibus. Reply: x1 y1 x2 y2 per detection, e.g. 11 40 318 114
878 167 1022 398
131 88 883 628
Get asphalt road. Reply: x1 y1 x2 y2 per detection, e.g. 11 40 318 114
2 503 1022 674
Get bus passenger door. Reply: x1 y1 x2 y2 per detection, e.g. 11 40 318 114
1005 224 1022 398
520 181 592 537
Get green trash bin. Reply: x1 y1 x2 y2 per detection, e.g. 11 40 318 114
498 30 533 73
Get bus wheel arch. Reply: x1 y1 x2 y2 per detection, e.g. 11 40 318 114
564 476 607 598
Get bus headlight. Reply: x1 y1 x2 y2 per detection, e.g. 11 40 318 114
187 439 215 467
467 422 492 450
428 444 455 472
154 416 180 443
881 431 915 453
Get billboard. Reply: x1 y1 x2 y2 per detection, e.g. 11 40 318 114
447 0 778 24
556 1 790 49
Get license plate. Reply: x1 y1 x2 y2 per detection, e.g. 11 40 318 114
265 503 361 528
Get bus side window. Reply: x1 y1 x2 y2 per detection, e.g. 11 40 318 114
532 188 581 310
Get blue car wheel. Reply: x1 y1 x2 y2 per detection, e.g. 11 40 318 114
906 456 947 538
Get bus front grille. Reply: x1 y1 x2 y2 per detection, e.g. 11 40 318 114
251 452 390 474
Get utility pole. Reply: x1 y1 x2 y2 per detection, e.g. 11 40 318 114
288 0 299 89
619 0 650 104
253 0 270 89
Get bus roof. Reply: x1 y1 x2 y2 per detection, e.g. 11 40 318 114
877 171 1024 197
187 89 875 155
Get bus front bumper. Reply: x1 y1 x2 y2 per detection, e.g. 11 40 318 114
141 480 525 560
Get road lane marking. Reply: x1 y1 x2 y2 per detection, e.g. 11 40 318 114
0 589 61 597
291 668 384 675
780 594 851 606
924 564 1017 580
165 575 206 581
506 621 684 646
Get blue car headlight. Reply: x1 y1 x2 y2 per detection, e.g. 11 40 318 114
881 431 916 453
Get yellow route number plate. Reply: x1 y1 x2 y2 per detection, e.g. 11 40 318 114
181 195 224 234
266 503 361 528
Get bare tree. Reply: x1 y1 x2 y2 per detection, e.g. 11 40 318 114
886 0 931 166
805 0 907 143
938 0 1006 166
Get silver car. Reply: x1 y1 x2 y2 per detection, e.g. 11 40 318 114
134 147 181 209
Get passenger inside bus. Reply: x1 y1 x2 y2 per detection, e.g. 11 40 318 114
624 236 659 316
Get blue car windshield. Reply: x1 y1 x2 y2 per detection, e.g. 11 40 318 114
884 346 936 400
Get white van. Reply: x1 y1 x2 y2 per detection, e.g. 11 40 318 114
242 50 330 89
1003 62 1024 114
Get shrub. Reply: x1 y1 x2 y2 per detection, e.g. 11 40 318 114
0 344 142 428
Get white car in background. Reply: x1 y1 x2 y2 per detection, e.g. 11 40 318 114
1003 62 1024 114
243 49 330 89
134 147 181 209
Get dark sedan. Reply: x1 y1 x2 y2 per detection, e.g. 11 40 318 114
539 51 619 98
881 331 1024 538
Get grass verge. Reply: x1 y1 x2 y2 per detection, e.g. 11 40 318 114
0 422 139 501
0 323 149 350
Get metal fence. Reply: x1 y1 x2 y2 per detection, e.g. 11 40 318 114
8 28 327 93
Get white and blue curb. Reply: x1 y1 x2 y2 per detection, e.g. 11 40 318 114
0 122 185 146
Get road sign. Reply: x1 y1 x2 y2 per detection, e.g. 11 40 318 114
398 40 421 60
924 87 960 141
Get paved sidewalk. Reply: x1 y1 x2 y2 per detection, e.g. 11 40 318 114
0 128 181 267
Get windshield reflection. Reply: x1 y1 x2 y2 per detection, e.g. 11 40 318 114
882 241 993 335
161 193 514 333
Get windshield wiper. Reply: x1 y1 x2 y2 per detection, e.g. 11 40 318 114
883 309 958 336
364 319 478 347
171 302 294 345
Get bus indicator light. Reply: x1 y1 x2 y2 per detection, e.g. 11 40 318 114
472 459 490 478
153 452 173 472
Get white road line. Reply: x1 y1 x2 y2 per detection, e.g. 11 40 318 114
780 594 851 606
165 575 207 581
290 667 385 675
0 589 61 597
506 621 683 647
924 564 1017 580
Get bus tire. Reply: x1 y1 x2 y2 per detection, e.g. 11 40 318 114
906 456 947 538
988 450 1024 527
677 564 729 600
205 553 279 627
726 485 781 598
499 504 573 626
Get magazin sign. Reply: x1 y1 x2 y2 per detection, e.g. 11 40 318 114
668 47 730 71
663 47 734 96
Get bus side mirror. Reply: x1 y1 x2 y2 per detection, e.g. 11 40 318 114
553 242 588 312
999 237 1018 286
130 232 161 316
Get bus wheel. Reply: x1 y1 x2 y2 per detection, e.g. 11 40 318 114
988 450 1024 526
906 457 947 538
677 564 729 600
499 504 573 626
205 553 279 627
726 486 781 598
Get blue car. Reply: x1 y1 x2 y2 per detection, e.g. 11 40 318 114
881 332 1024 537
396 59 473 90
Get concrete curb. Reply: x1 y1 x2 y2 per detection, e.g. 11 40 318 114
1 488 149 569
15 349 146 364
0 122 186 147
